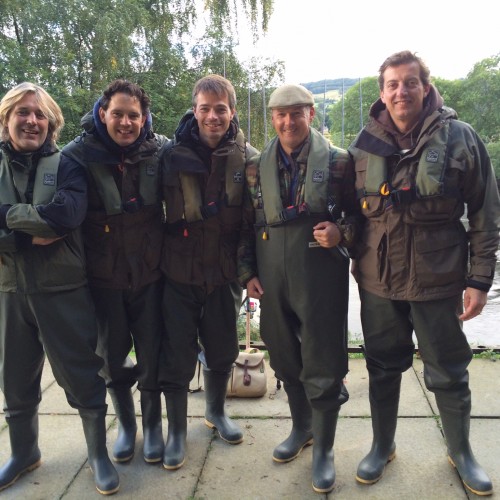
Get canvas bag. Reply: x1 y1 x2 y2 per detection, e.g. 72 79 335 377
227 301 267 398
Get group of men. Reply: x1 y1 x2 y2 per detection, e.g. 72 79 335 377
0 49 499 496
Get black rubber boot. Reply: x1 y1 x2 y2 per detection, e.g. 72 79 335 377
0 410 41 492
311 408 339 494
140 391 164 463
436 391 493 496
356 371 401 485
108 387 138 462
273 384 313 463
79 408 120 496
355 400 398 484
203 369 243 444
163 391 188 470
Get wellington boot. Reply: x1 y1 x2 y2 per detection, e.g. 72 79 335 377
80 408 120 496
163 391 188 470
273 384 313 463
356 400 398 485
108 387 137 462
311 408 339 494
437 392 493 496
140 391 164 463
203 369 243 444
0 411 41 492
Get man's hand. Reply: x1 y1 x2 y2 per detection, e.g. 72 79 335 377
459 287 488 321
313 221 341 248
32 236 64 246
247 276 264 300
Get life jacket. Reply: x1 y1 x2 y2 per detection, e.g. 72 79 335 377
64 135 162 215
358 121 457 206
258 128 333 226
0 151 60 204
164 130 247 224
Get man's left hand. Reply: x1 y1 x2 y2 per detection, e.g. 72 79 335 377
459 287 488 321
313 221 341 248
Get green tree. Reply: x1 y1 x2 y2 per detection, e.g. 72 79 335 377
329 77 379 147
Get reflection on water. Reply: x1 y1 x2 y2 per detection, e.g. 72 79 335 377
348 251 500 348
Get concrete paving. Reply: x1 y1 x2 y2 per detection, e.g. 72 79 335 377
1 356 499 499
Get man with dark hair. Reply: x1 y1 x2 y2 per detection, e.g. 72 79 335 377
159 74 258 471
62 79 168 465
0 82 119 495
349 50 500 495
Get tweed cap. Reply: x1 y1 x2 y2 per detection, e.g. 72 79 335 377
268 84 314 108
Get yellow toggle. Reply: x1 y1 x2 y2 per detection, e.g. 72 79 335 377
104 224 110 233
362 200 368 209
380 182 390 196
262 231 268 240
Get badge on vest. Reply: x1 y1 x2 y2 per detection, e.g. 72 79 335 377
233 171 243 183
146 164 156 176
308 241 320 248
312 170 324 183
43 173 56 186
426 150 439 163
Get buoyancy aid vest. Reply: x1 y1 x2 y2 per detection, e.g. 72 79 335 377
0 152 60 204
164 130 247 224
360 121 453 204
259 128 332 226
64 135 162 215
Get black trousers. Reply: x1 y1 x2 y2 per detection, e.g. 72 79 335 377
159 277 241 392
90 279 164 392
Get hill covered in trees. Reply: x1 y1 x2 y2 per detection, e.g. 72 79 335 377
301 79 358 95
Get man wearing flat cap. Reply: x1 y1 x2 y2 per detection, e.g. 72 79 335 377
238 83 362 493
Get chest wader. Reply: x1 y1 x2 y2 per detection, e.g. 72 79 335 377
255 133 349 493
0 152 120 495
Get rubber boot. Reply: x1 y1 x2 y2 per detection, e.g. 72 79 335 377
436 392 493 496
273 384 313 463
79 408 120 496
203 369 243 444
163 391 188 470
140 391 164 463
356 369 401 485
0 410 41 492
355 399 398 484
108 387 137 462
311 408 339 494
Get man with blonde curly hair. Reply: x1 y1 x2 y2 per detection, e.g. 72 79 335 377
0 82 119 495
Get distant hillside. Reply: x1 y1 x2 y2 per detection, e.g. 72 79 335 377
302 78 358 96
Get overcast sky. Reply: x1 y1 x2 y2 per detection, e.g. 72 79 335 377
234 0 499 84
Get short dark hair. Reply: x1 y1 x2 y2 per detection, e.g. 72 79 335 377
100 79 151 114
378 50 431 90
192 75 236 110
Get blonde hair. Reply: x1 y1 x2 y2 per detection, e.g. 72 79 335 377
0 82 64 144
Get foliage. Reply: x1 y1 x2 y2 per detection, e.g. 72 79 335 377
327 56 500 180
0 0 276 144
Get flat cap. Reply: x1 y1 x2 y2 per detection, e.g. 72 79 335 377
268 84 314 108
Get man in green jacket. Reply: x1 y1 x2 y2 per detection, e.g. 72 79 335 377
0 82 119 495
238 84 361 493
62 80 168 465
349 50 500 495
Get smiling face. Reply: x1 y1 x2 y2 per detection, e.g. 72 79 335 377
99 92 146 147
380 61 430 133
6 93 49 152
271 105 315 155
193 91 235 148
